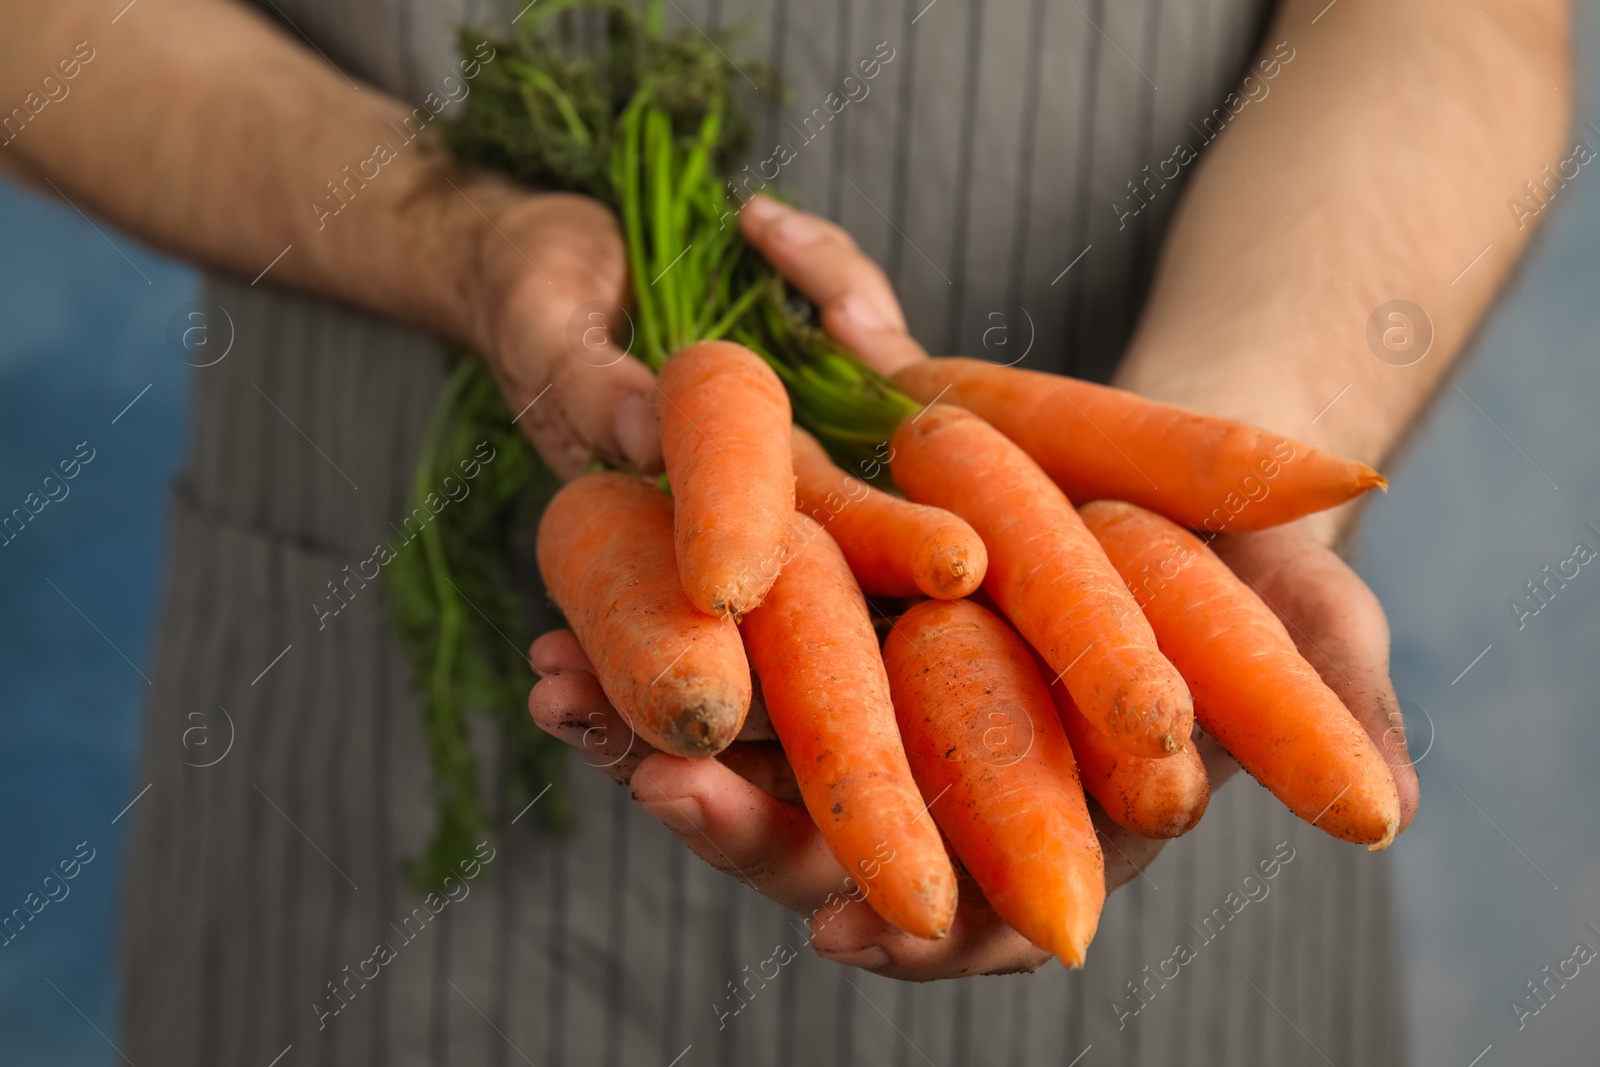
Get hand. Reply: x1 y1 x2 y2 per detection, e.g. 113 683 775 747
526 198 1171 978
527 629 1068 980
526 531 1421 982
471 191 655 480
525 195 1421 980
738 194 1206 918
735 195 929 377
527 196 1069 979
1065 522 1423 892
472 188 931 482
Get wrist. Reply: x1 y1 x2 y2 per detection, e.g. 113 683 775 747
382 164 526 353
1113 343 1344 452
1113 287 1418 472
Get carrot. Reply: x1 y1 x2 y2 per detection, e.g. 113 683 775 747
658 340 795 618
1048 677 1209 839
1079 500 1400 848
884 599 1104 965
536 472 749 758
893 358 1386 533
790 425 986 599
740 513 958 939
891 404 1193 759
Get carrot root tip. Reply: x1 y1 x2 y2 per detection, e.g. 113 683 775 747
710 582 769 621
668 703 736 757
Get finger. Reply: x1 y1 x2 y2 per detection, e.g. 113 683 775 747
739 195 928 377
531 662 800 796
528 629 594 675
630 752 850 914
1193 725 1241 788
1089 798 1168 893
807 884 1051 980
529 631 779 740
528 669 651 784
511 316 660 479
1215 527 1422 832
735 681 778 742
739 196 906 329
715 740 803 805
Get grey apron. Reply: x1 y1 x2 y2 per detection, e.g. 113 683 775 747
119 1 1407 1063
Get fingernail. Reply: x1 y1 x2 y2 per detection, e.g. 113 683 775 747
839 294 887 333
644 795 705 836
743 195 783 225
613 391 661 471
775 210 823 247
817 944 891 969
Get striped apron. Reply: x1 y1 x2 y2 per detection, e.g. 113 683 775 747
118 1 1407 1063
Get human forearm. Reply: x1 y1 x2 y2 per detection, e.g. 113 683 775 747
0 0 518 348
1115 0 1569 481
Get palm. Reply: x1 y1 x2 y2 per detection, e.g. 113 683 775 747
528 628 1056 977
1206 523 1421 829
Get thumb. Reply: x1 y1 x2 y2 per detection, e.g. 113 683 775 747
514 293 661 477
739 195 928 377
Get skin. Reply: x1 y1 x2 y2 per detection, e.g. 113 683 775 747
2 0 1568 980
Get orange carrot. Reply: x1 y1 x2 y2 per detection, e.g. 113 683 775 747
740 513 958 939
658 340 794 618
1080 500 1400 848
536 472 749 758
1048 677 1209 839
893 358 1385 533
884 599 1104 965
892 404 1193 759
791 425 986 599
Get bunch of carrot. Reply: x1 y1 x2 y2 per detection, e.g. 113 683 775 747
408 0 1407 959
537 343 1401 966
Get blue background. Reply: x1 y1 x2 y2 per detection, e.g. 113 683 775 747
0 174 191 1064
2 10 1598 1064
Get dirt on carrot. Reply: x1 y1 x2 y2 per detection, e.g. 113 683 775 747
884 599 1105 966
1048 676 1209 839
